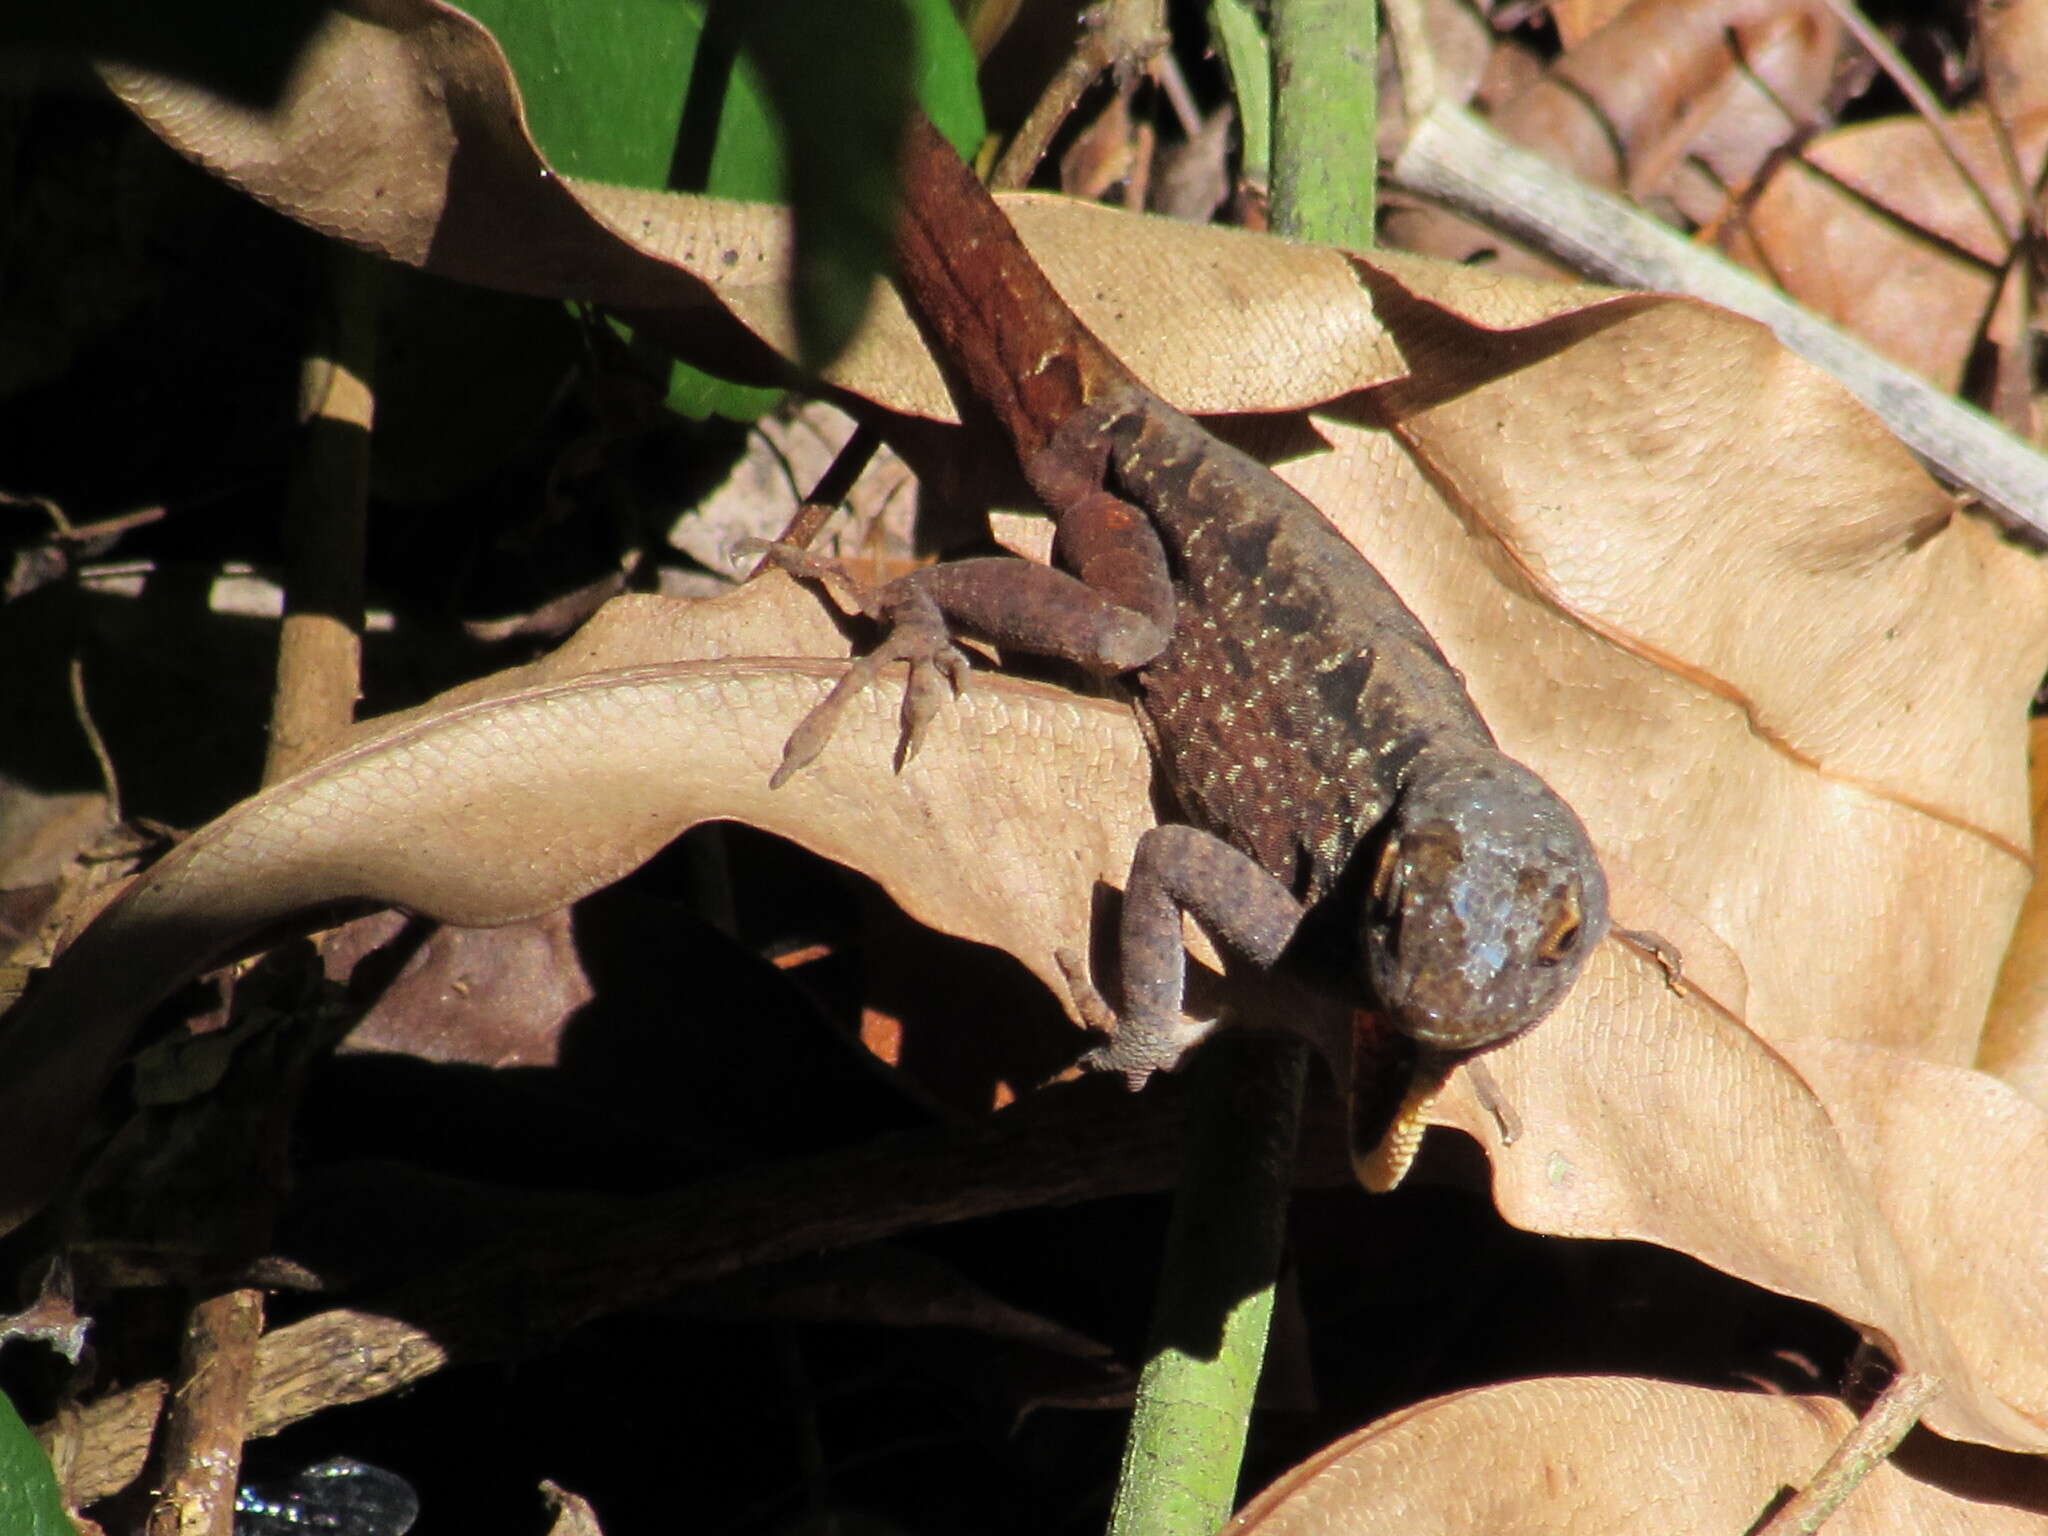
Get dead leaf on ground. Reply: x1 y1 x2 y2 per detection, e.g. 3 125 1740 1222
1388 0 1843 269
1720 108 2048 394
1229 1377 2048 1533
2 0 2041 1478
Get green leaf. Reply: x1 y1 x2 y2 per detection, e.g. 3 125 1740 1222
15 0 329 107
0 1389 70 1536
733 0 985 369
453 0 984 414
462 0 707 186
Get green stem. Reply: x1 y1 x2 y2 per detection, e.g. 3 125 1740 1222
1106 1035 1308 1534
1268 0 1378 248
1207 0 1272 193
1104 6 1377 1529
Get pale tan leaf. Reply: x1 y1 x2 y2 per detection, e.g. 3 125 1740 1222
1296 281 2048 1064
0 576 1153 1233
1981 718 2048 1106
36 0 2048 1465
1779 1040 2048 1435
1229 1378 2048 1533
94 0 1615 424
1421 965 2048 1451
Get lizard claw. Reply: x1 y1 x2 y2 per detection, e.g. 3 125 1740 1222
735 538 882 617
1076 1009 1218 1092
1055 948 1219 1090
765 560 973 787
895 638 971 769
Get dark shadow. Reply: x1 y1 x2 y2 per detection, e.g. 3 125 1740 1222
16 1 335 109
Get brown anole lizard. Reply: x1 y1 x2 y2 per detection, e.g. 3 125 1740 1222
769 113 1610 1185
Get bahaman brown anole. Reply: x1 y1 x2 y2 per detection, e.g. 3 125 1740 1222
760 113 1613 1187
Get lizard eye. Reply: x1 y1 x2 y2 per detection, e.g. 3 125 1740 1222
1535 890 1584 964
1371 837 1402 913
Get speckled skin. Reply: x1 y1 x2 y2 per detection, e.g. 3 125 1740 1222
1098 398 1608 1055
987 391 1608 1084
806 113 1611 1089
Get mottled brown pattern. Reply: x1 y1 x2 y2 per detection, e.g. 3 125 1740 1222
1108 400 1494 905
855 112 1614 1092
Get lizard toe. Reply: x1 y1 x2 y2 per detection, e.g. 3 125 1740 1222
1078 1010 1219 1089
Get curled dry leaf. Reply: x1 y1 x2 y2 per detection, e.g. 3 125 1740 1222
0 576 1153 1232
1982 718 2048 1104
32 0 2048 1463
1720 108 2048 393
95 0 1609 423
1229 1377 2048 1533
1390 0 1842 269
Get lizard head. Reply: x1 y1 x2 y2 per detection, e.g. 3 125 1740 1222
1360 751 1609 1053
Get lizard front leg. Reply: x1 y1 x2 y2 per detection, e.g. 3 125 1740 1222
1083 823 1307 1088
764 408 1178 783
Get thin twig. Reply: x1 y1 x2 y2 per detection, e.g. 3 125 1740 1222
50 503 169 547
991 0 1168 191
754 420 882 566
1380 0 1438 123
1751 1371 1942 1534
1148 50 1202 141
141 1290 266 1536
1971 2 2043 436
67 656 122 826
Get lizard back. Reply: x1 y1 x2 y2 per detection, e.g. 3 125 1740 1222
1103 399 1499 908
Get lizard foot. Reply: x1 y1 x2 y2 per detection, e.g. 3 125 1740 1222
1615 925 1687 997
1054 949 1119 1036
735 538 882 617
1076 1007 1218 1092
744 543 974 788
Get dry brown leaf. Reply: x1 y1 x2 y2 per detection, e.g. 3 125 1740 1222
1982 718 2048 1105
5 564 2045 1453
1526 0 1837 205
1721 109 2048 393
0 576 1153 1228
1390 0 1842 268
15 0 2046 1464
1779 1039 2048 1431
1228 1377 2048 1533
1985 0 2048 124
94 0 1613 424
1321 279 2047 1061
1423 976 2048 1453
323 909 590 1068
